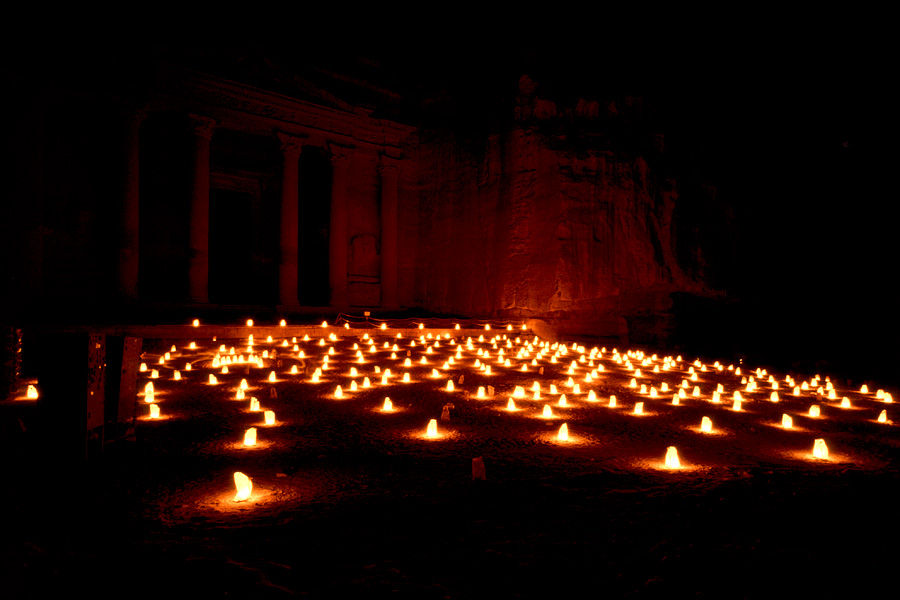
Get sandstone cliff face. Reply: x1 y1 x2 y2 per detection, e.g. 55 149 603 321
414 126 712 345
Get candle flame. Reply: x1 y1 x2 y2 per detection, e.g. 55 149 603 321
813 439 828 459
233 471 252 501
665 446 681 469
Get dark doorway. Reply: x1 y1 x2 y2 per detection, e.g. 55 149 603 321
209 188 254 304
298 149 332 306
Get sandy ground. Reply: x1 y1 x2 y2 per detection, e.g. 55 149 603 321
3 331 899 598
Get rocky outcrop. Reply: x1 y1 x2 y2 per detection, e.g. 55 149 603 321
413 121 714 345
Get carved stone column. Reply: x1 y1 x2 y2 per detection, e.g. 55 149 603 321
328 144 352 307
277 133 304 306
117 108 145 301
379 155 400 308
187 114 215 304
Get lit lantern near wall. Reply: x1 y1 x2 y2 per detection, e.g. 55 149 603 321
665 447 681 469
700 416 712 433
140 363 147 372
878 410 887 423
250 397 260 411
557 423 569 441
812 439 828 459
150 370 159 379
782 414 793 429
149 404 160 419
809 404 820 417
26 384 38 399
244 427 257 446
884 393 894 403
634 402 644 415
860 384 869 393
290 365 298 375
264 410 275 425
382 398 393 412
426 419 438 438
477 386 486 398
233 472 252 501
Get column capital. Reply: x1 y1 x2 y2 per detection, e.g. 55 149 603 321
276 132 306 155
328 142 354 163
188 114 216 140
379 154 401 177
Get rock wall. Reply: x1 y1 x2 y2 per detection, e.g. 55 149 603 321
413 126 712 345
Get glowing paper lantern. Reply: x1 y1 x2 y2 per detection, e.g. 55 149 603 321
665 447 681 469
782 414 793 429
557 423 569 441
813 439 829 459
426 419 438 438
809 405 820 417
770 392 779 402
700 416 712 433
587 390 598 402
447 380 455 392
243 427 257 446
402 373 410 383
264 410 275 425
634 402 644 415
209 374 218 385
150 370 159 379
860 384 869 393
558 395 568 407
732 399 742 412
506 398 517 411
26 384 38 399
250 397 260 411
350 380 358 392
877 410 887 423
609 395 617 408
382 398 393 412
233 472 252 502
149 404 160 419
173 370 181 380
334 385 343 398
542 405 554 418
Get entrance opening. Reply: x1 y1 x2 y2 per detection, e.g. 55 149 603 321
298 149 332 306
209 189 254 304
